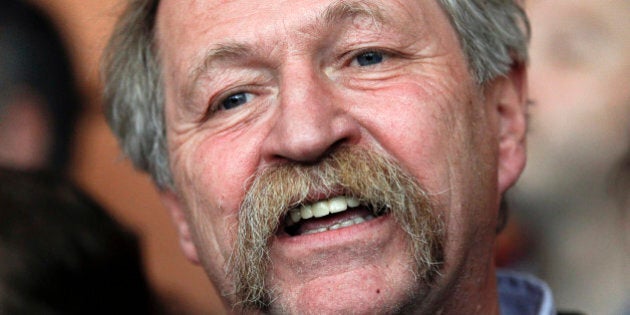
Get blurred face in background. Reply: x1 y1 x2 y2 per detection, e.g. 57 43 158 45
0 0 81 173
519 0 630 198
0 88 52 169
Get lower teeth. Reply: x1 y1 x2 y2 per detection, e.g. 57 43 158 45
301 215 375 235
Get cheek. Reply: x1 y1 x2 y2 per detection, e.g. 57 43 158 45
347 76 469 194
346 75 498 249
168 126 266 257
170 109 268 201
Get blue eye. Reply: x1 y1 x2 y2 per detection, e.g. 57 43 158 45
355 51 384 66
221 92 253 110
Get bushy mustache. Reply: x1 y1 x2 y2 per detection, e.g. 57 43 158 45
228 146 444 310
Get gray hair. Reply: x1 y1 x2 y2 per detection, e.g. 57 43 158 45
102 0 529 189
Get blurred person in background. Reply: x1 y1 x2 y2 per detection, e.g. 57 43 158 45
0 2 183 313
509 0 630 313
0 168 163 314
0 0 82 172
611 140 630 315
615 143 630 250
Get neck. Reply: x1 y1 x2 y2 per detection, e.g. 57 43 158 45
425 261 500 315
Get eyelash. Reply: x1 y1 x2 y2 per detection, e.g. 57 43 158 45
221 91 253 110
345 48 393 67
202 48 398 118
204 87 258 119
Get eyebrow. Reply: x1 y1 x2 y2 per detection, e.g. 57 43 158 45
321 0 385 30
182 42 253 103
182 0 388 102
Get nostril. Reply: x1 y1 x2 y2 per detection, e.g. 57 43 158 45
276 135 355 165
318 139 350 161
260 81 362 165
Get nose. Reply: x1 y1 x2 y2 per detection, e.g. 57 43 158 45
260 63 361 164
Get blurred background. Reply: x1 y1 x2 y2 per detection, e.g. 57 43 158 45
506 0 630 314
1 0 627 314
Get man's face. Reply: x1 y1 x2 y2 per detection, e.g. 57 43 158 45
156 0 525 312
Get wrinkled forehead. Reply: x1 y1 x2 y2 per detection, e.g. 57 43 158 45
153 0 454 88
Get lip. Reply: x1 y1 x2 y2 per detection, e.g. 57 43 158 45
291 189 350 209
267 212 418 311
273 212 393 253
268 211 407 283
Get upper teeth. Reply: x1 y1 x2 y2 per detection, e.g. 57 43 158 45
287 196 360 225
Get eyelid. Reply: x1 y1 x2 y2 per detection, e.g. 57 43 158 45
223 91 254 110
345 48 393 67
203 86 259 121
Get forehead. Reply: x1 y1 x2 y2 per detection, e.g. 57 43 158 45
155 0 442 36
154 0 452 79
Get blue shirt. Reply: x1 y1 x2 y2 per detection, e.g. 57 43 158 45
497 270 556 315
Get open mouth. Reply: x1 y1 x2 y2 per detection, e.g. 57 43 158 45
283 196 387 236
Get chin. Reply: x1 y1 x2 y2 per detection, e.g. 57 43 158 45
269 267 427 314
263 222 432 314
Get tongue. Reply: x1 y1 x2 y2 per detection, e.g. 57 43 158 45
294 207 372 236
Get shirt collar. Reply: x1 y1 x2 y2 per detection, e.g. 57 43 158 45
497 270 556 315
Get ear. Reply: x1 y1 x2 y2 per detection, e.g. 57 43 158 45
160 189 200 265
494 64 528 194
